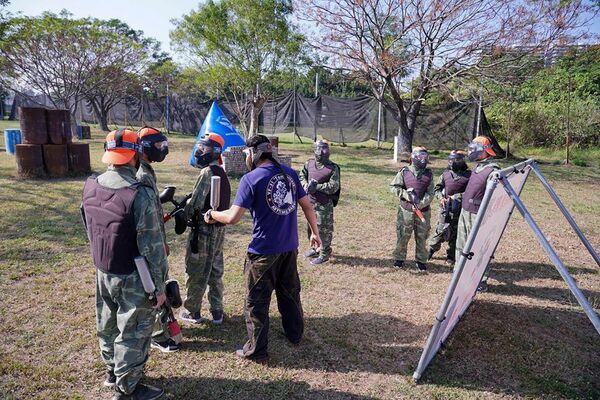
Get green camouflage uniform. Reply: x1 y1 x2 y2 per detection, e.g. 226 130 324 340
299 159 340 259
183 160 226 315
455 159 500 264
137 160 171 343
427 169 470 261
94 165 168 395
390 165 434 263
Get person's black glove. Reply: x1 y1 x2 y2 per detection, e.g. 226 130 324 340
307 179 318 194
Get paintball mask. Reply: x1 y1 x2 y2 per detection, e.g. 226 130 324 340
314 140 330 163
195 133 224 168
467 136 496 162
411 147 429 170
138 127 169 163
448 150 468 172
243 136 272 171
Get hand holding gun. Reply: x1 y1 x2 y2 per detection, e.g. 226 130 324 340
406 188 426 223
307 179 318 195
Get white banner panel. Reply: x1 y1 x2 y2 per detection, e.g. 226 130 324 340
415 163 532 379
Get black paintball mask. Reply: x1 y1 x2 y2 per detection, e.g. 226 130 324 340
314 140 330 163
243 135 272 171
448 150 468 172
194 136 223 168
411 148 429 170
139 127 169 163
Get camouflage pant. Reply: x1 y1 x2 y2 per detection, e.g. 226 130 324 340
152 271 171 342
96 269 155 395
241 250 303 360
184 223 226 314
428 208 460 260
392 206 431 263
306 201 334 259
455 208 477 264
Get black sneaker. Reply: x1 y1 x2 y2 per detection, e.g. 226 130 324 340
477 281 489 292
112 383 164 400
103 370 116 388
415 262 427 272
211 310 224 325
444 258 455 266
310 256 329 265
179 310 203 324
393 260 404 268
151 339 180 353
304 248 318 258
235 349 269 365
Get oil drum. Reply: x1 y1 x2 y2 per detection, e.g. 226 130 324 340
42 144 68 178
68 143 91 174
46 109 71 144
19 107 48 145
15 144 45 178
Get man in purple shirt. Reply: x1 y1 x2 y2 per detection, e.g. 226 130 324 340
205 134 321 363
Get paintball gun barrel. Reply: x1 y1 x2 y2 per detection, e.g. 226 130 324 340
134 256 156 300
210 176 221 210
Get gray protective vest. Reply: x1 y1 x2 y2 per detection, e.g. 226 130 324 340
442 169 471 196
82 177 140 274
307 159 334 205
400 168 432 212
462 165 494 214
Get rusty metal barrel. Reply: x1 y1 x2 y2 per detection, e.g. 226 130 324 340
15 144 45 178
68 143 91 174
43 144 68 178
46 109 71 144
19 107 48 145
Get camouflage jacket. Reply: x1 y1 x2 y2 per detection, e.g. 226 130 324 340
390 164 434 209
299 159 341 195
136 160 167 243
98 165 168 295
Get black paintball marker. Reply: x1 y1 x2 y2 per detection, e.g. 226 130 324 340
134 256 183 344
159 186 192 235
406 188 426 223
441 189 452 240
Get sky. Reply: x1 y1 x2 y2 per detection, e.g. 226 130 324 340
6 0 201 53
6 0 600 56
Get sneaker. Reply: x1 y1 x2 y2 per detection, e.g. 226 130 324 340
112 383 164 400
103 370 116 388
415 262 427 272
179 310 203 324
310 256 328 265
444 258 455 266
393 260 404 268
151 339 180 353
234 349 269 365
304 248 318 258
477 281 489 292
211 310 224 325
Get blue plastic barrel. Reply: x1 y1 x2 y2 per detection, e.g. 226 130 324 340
4 129 22 155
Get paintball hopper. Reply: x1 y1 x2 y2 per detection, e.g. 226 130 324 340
165 279 182 309
159 186 176 204
174 212 188 235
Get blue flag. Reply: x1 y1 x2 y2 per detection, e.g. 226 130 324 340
189 101 246 167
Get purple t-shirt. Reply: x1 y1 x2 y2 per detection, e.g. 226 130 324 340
233 163 307 255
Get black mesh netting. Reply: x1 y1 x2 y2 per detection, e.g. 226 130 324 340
10 90 503 155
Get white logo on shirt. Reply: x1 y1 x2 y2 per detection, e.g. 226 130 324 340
266 173 297 215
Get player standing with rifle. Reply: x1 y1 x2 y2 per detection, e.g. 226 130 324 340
136 127 182 353
81 129 166 400
180 133 231 326
427 150 471 266
390 147 434 272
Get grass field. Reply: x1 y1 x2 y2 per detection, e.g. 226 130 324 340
0 121 599 399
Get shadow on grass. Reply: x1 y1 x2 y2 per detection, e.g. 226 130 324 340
423 300 600 399
153 376 378 399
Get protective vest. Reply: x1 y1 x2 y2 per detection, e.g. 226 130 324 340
307 159 335 205
442 170 471 197
462 165 494 214
400 168 432 212
82 177 140 274
201 165 231 227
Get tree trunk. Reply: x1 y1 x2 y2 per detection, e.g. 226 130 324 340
90 98 110 132
248 97 267 137
396 112 413 155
